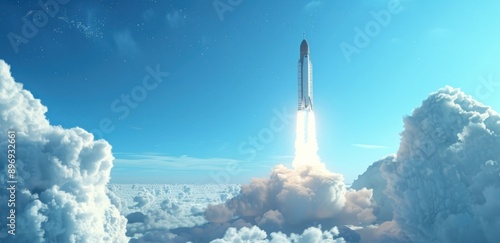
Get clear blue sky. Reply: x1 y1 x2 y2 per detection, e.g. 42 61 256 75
1 0 500 183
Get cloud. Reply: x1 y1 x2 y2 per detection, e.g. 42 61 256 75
384 86 500 242
210 225 346 243
354 86 500 242
200 162 377 241
0 60 127 242
352 144 388 149
351 156 394 224
108 184 241 240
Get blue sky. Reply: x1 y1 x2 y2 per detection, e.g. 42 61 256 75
1 0 500 184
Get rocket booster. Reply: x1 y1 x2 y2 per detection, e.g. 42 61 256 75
298 39 313 111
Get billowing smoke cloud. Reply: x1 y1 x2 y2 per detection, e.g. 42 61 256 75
205 164 376 228
354 86 500 242
200 163 375 242
201 111 377 242
0 60 127 242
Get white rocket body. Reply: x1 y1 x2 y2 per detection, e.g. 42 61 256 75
298 39 313 111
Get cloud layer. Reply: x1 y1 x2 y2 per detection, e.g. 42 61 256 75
0 60 127 242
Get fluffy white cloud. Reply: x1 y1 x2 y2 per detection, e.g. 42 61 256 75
210 225 346 243
210 225 268 243
0 60 127 242
351 156 394 223
354 86 500 242
108 184 241 241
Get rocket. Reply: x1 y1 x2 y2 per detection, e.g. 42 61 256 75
298 39 313 111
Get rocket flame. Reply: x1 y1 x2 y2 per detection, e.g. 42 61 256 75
293 110 322 168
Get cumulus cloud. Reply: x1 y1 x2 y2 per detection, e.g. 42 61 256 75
351 156 394 223
354 86 500 242
211 225 346 243
108 184 241 241
0 60 127 242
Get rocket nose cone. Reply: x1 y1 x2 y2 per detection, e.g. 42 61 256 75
300 39 309 56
